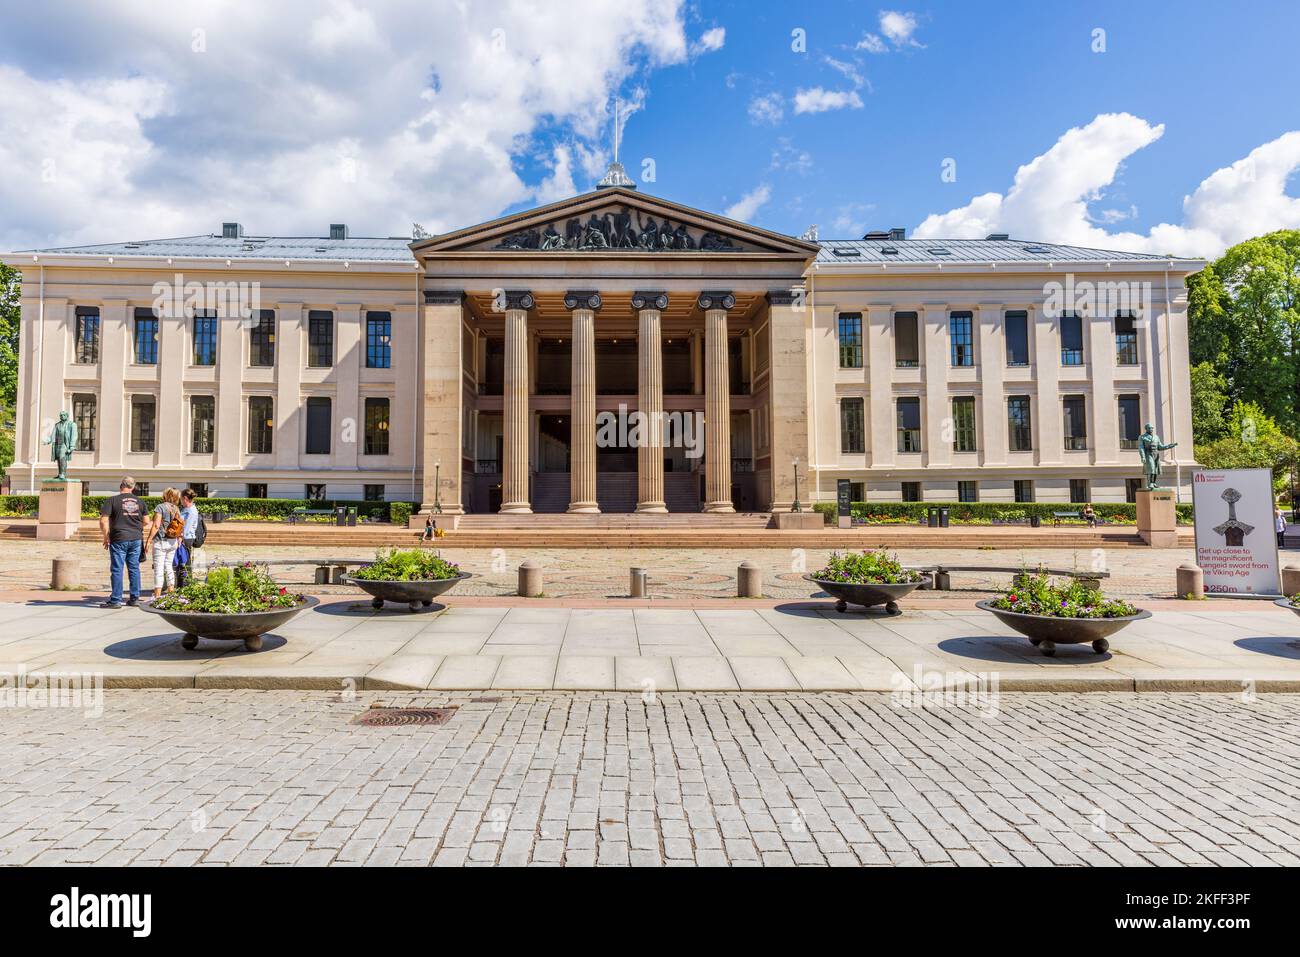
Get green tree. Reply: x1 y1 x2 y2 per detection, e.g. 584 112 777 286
1189 361 1228 442
1187 230 1300 434
0 263 19 477
1194 400 1299 495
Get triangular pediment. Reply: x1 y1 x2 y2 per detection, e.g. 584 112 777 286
412 187 818 258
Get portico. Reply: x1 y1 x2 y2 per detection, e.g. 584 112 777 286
411 184 817 516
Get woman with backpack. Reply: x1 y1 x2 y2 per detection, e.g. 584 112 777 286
144 487 185 599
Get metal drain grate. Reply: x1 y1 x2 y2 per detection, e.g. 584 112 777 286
353 707 457 727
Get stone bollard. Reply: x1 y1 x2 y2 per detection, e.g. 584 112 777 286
630 567 647 598
1282 566 1300 597
518 560 542 598
737 560 762 598
50 556 81 590
1176 564 1205 600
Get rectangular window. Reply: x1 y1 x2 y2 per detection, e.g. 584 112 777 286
305 397 332 455
1060 314 1084 366
366 312 392 369
190 395 215 454
847 482 865 502
1070 479 1090 504
1005 310 1029 366
1115 315 1139 366
839 397 865 453
364 397 390 455
135 482 150 497
951 396 977 452
1125 478 1141 503
249 311 276 367
364 484 384 501
72 394 96 452
247 483 267 499
308 310 334 367
1118 394 1142 449
74 307 100 364
192 310 217 366
189 483 208 498
133 309 159 365
1007 395 1033 452
1014 479 1034 503
305 484 326 502
957 480 978 503
949 311 974 367
1063 395 1088 450
837 313 863 368
248 396 274 454
901 481 922 502
130 395 156 452
896 396 922 452
894 312 919 367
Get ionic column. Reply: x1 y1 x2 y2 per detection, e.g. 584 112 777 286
565 290 600 513
700 291 736 513
500 290 534 513
634 291 668 512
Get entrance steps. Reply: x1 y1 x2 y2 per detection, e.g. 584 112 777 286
528 471 702 513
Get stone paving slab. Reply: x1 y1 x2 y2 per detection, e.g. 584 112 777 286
3 598 1300 692
1 690 1298 867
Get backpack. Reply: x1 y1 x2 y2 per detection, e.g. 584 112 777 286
191 510 207 549
163 504 184 540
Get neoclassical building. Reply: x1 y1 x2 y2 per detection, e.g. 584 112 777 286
4 170 1201 513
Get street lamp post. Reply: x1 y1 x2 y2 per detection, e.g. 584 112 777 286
792 458 802 513
433 460 442 514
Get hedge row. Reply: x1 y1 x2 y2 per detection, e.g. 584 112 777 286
810 500 1196 525
0 495 418 523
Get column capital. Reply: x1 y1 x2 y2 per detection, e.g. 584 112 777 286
423 290 464 306
499 289 535 312
766 288 803 306
562 290 602 311
631 290 669 311
697 290 736 311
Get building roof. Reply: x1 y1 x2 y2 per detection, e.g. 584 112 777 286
813 237 1189 265
20 234 417 262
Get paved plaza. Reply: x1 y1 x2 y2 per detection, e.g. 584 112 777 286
1 690 1297 867
3 597 1300 692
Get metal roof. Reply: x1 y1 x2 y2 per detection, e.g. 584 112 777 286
812 238 1188 265
21 234 417 262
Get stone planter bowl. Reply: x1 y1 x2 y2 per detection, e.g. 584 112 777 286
975 598 1151 656
341 572 472 612
804 574 930 616
140 595 319 652
1273 597 1300 617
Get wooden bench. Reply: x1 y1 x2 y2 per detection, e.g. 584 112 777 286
287 508 338 525
1051 511 1081 526
909 564 1110 591
257 558 373 584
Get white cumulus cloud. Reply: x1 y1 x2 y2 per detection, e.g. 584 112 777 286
793 87 864 114
748 92 784 125
725 183 772 222
692 26 725 54
913 113 1300 257
879 10 924 48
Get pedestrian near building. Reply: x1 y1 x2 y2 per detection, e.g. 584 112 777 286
144 487 184 599
176 488 202 587
1276 506 1287 549
99 476 145 609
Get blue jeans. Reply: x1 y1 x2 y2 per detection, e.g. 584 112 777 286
108 540 142 603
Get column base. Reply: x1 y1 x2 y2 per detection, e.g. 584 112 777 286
418 505 463 516
703 501 735 513
499 503 533 514
567 503 600 514
635 502 667 513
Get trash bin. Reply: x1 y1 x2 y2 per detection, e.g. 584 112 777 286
333 506 347 526
1029 514 1041 528
347 507 358 528
938 506 950 528
927 506 939 528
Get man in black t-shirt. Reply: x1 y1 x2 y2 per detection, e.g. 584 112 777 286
99 476 145 608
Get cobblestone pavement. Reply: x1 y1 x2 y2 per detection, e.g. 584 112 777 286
0 539 1209 599
1 690 1298 866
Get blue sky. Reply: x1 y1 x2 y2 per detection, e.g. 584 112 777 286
1 1 1297 256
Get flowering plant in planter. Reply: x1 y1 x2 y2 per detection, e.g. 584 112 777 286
352 549 461 582
153 563 304 614
812 549 926 585
989 571 1137 619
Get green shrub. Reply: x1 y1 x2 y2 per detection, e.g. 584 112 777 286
153 563 305 614
988 571 1138 619
0 494 395 521
811 549 926 584
811 500 1194 525
352 548 460 581
389 502 413 526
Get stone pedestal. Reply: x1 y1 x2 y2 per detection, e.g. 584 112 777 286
1136 488 1177 547
37 481 82 541
770 512 824 530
